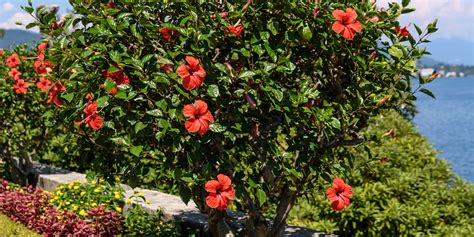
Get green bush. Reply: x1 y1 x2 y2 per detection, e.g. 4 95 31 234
17 0 439 235
288 110 474 236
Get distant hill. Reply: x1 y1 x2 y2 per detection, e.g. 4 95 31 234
0 29 41 49
424 38 474 66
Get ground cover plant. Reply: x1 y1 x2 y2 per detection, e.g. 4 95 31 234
0 178 178 236
0 0 443 235
288 111 474 236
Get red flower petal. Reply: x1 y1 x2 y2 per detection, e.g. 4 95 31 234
176 64 190 79
185 118 201 133
200 111 215 123
347 22 362 33
206 193 221 209
195 100 208 115
198 120 209 135
332 9 346 21
345 8 358 23
185 56 200 70
326 187 338 202
205 180 220 193
182 104 197 118
331 200 345 211
217 174 232 190
333 177 346 190
332 22 345 34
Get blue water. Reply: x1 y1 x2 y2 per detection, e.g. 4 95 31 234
413 77 474 182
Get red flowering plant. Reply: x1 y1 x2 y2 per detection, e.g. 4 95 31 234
30 0 437 236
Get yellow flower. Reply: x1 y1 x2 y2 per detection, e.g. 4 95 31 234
72 205 79 211
146 200 150 205
99 178 105 183
79 210 86 216
94 188 101 193
56 215 62 220
73 185 79 190
115 194 121 200
126 198 132 204
74 180 81 184
91 181 97 186
138 192 144 197
68 183 73 189
80 191 86 196
115 207 122 212
65 201 70 205
92 203 97 207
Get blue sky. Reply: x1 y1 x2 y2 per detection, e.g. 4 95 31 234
1 0 473 43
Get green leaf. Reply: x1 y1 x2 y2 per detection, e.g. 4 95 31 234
420 88 436 99
134 122 148 133
146 109 163 117
61 93 74 103
256 189 267 206
301 25 313 41
402 0 410 7
238 70 256 78
96 96 109 108
179 186 192 205
209 123 226 133
104 79 116 92
388 46 403 59
130 145 143 156
207 84 220 98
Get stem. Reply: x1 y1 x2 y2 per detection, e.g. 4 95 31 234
268 185 297 237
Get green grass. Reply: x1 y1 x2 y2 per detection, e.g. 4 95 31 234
0 212 40 237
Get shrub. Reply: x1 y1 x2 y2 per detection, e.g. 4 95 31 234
288 111 474 236
123 203 178 236
23 0 438 235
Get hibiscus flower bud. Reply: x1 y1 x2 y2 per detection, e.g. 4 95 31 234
428 72 439 82
160 64 174 73
86 93 94 101
368 51 377 61
244 94 257 109
312 7 320 17
0 49 3 56
376 95 390 107
220 12 229 18
369 16 379 23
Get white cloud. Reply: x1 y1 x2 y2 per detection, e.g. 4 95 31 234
377 0 474 41
2 2 14 11
0 12 38 32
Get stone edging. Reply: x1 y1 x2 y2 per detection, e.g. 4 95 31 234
31 162 332 237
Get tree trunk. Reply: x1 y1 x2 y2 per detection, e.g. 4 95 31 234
267 185 297 237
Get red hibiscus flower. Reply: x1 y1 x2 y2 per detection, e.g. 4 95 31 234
205 174 235 211
159 27 179 42
176 56 206 90
6 53 21 68
326 177 353 211
0 49 4 55
332 8 362 41
48 82 66 107
395 26 410 37
13 79 29 94
75 100 104 130
182 100 214 135
36 78 52 92
227 24 245 38
8 68 22 80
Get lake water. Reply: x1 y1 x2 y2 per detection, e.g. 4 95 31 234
413 77 474 182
